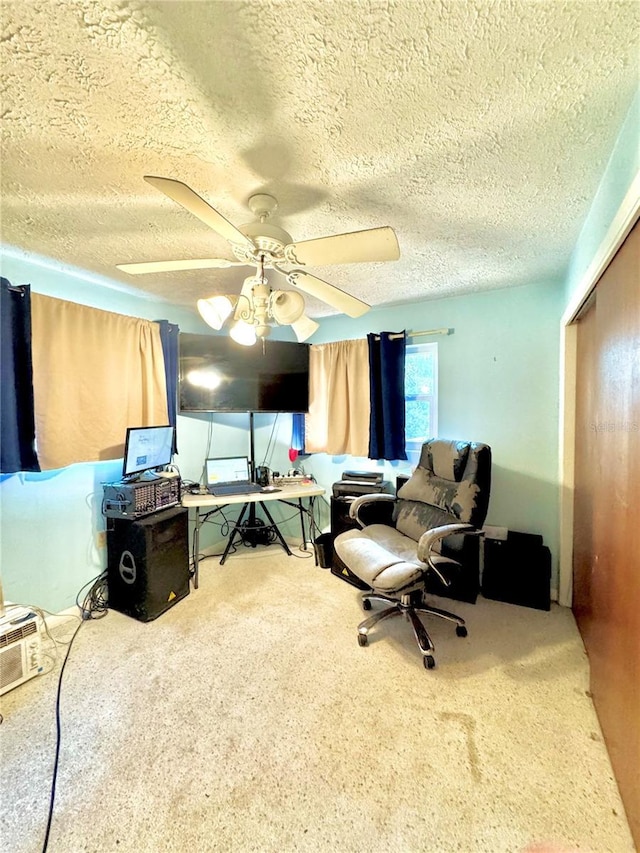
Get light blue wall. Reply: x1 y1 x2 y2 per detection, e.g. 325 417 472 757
0 249 307 612
303 279 565 588
3 88 636 612
564 89 639 307
0 250 569 608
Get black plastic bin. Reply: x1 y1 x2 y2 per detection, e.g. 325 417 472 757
314 532 334 568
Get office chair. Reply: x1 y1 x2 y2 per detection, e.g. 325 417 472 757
333 439 491 670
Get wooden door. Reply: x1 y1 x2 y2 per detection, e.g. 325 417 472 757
573 219 640 845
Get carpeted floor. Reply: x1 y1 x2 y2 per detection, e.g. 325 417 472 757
0 545 634 853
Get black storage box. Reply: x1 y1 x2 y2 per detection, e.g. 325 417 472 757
482 531 551 611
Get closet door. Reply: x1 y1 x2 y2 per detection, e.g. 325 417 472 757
572 220 639 845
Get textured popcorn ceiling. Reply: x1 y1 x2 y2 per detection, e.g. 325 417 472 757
1 0 638 317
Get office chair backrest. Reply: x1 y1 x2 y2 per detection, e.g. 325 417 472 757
393 439 492 542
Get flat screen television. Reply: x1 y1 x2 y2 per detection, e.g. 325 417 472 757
179 334 309 413
123 425 175 478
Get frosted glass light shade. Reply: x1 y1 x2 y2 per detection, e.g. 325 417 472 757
291 314 320 342
230 319 257 346
271 290 305 325
197 295 235 330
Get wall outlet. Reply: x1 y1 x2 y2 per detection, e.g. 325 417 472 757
95 530 107 549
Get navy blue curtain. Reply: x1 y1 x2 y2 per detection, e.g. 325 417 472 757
1 278 40 473
367 330 407 461
156 320 179 454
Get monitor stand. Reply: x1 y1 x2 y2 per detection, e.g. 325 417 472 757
123 469 160 484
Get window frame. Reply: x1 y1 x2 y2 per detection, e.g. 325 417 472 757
404 341 438 467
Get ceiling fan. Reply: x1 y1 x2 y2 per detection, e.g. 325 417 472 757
117 176 400 343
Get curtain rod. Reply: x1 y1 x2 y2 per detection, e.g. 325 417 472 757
373 328 452 340
4 282 28 295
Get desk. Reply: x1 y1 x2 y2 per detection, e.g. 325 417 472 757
182 483 325 587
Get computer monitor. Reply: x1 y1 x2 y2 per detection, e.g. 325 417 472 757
122 425 174 479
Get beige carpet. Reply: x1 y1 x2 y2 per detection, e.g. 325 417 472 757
0 545 634 853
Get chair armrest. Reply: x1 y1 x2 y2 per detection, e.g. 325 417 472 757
348 493 396 527
417 523 480 585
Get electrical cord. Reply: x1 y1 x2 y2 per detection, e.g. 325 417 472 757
42 570 108 852
41 618 83 853
76 571 109 621
190 511 240 569
205 414 215 461
261 413 280 467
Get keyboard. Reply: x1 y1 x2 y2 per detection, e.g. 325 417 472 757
209 483 262 496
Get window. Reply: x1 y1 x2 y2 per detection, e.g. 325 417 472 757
404 342 438 467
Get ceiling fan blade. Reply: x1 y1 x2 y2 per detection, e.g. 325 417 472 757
285 226 400 266
286 270 370 318
116 258 248 275
144 176 255 250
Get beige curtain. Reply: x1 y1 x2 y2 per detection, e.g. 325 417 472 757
305 339 370 456
31 295 169 470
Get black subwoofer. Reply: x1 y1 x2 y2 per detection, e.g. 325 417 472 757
482 532 551 611
107 505 190 622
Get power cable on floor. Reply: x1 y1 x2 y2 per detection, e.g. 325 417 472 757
42 571 109 853
41 619 82 853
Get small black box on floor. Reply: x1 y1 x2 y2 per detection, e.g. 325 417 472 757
482 531 551 611
107 505 190 622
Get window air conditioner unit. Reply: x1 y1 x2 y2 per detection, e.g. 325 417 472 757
0 607 43 695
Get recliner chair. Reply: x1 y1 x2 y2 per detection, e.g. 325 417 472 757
333 439 491 670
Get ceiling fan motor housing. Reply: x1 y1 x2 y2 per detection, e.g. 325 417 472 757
234 220 293 266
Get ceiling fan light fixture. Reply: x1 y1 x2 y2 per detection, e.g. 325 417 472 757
255 323 272 339
291 314 320 343
270 290 305 326
119 181 395 330
230 319 257 347
197 295 236 330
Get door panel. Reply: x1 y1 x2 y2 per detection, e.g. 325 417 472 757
573 220 640 846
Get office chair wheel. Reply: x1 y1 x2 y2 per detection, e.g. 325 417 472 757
456 626 468 638
358 633 369 647
362 598 372 611
423 654 436 670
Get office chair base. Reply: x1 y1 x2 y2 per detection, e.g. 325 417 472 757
356 592 467 670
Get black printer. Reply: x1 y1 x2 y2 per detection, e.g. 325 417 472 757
331 470 392 498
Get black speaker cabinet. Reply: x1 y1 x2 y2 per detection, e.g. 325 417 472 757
107 506 190 622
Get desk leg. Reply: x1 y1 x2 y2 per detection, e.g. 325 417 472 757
259 502 292 556
298 498 307 550
220 502 249 565
193 507 201 589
